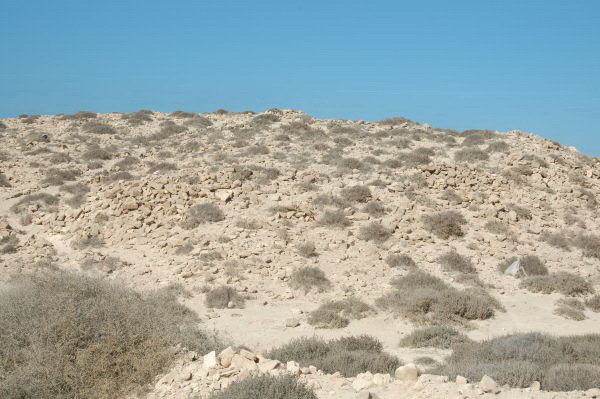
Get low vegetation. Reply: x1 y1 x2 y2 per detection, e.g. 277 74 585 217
437 250 476 274
289 267 331 293
385 253 416 269
399 326 471 349
308 297 374 329
0 271 221 399
497 255 548 277
437 333 600 391
520 272 594 296
205 286 246 309
208 375 317 399
422 211 467 239
266 335 400 377
181 202 225 229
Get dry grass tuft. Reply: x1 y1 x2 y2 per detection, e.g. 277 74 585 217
308 298 374 329
181 202 225 229
205 286 246 309
208 375 317 399
358 222 392 243
437 251 476 274
521 273 594 296
385 253 416 269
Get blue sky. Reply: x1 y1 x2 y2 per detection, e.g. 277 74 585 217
1 1 599 154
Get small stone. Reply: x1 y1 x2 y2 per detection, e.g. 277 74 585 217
456 375 468 384
285 318 300 327
479 375 500 394
258 359 281 373
203 351 218 369
218 347 235 368
179 371 192 381
395 364 419 381
286 361 300 375
355 391 380 399
215 190 233 202
530 381 540 391
122 198 138 211
352 378 376 391
231 354 258 371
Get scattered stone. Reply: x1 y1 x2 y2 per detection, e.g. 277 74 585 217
479 375 500 394
395 364 419 381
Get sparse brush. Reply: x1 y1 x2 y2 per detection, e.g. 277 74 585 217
358 222 392 243
289 267 331 293
422 211 467 239
573 233 600 259
436 332 600 391
521 273 594 296
385 253 416 269
181 203 225 229
42 168 81 186
205 286 246 309
317 209 351 228
497 255 548 277
11 192 59 214
438 251 476 274
266 335 401 377
585 295 600 312
70 234 104 249
0 271 222 399
147 162 177 174
296 241 317 258
362 201 387 216
484 220 510 236
486 141 510 153
208 375 317 399
82 121 116 135
308 297 374 329
440 190 463 204
454 148 490 162
508 203 532 220
340 185 372 203
540 231 570 251
399 326 471 349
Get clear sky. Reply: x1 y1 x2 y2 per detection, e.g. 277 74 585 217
1 1 599 154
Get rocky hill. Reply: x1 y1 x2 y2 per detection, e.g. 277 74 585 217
1 109 600 398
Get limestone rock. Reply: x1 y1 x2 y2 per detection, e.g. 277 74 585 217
395 364 419 381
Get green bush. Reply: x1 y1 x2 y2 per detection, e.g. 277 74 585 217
0 271 221 399
266 335 400 377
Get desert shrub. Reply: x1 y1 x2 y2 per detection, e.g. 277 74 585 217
123 110 154 125
437 251 476 274
296 241 317 258
378 116 413 126
437 332 600 391
0 271 222 399
208 374 317 399
422 210 467 239
554 298 586 321
358 222 392 243
61 183 90 208
403 148 432 166
205 286 245 309
0 235 19 254
246 145 270 156
522 154 549 168
362 201 387 217
580 188 598 209
235 219 261 230
521 273 593 296
63 111 97 120
252 113 280 126
557 297 585 310
335 157 364 170
440 190 463 204
0 172 10 187
81 256 124 273
497 255 548 277
317 209 351 228
70 234 104 249
385 253 416 269
170 110 196 118
377 271 501 324
573 233 600 259
540 231 570 251
42 167 81 185
486 141 510 153
308 298 374 329
82 122 116 135
454 148 489 162
104 171 135 182
11 192 59 214
82 147 112 161
340 185 371 203
289 267 331 293
399 326 471 349
414 356 440 367
266 335 401 377
585 295 600 312
115 155 140 169
508 203 532 220
484 220 510 236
